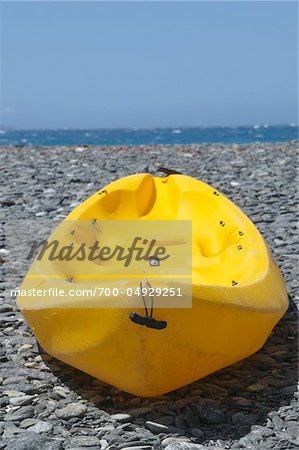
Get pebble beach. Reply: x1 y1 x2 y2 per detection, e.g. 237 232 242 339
0 141 298 450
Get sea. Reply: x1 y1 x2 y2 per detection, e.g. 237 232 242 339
0 125 297 147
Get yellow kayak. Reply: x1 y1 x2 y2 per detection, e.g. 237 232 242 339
17 173 288 396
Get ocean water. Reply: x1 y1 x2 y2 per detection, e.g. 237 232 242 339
0 125 297 147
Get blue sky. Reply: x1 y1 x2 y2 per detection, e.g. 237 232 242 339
1 1 297 129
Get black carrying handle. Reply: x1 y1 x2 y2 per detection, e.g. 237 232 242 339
129 312 167 330
129 281 168 330
157 167 182 176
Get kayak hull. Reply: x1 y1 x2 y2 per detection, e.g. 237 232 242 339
18 174 288 396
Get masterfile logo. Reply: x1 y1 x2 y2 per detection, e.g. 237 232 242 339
5 219 192 308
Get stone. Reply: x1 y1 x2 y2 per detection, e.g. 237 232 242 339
118 442 153 449
238 434 259 448
5 406 35 421
102 431 125 445
3 376 25 386
286 424 298 439
271 415 284 430
100 440 109 449
184 406 198 427
197 403 226 425
27 421 53 433
3 390 26 398
0 199 15 206
55 403 86 419
232 412 246 425
9 395 37 406
43 188 56 194
251 425 275 437
110 413 133 423
145 420 170 434
0 303 14 313
18 344 33 352
164 443 204 450
128 407 155 416
65 435 101 448
158 416 174 426
9 384 40 395
2 423 23 439
119 447 152 450
246 383 266 392
162 437 191 447
232 397 252 407
52 386 71 398
191 428 205 439
4 433 63 450
19 418 39 429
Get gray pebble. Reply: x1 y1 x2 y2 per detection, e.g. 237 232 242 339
118 442 153 449
9 395 37 406
232 411 246 425
164 443 204 450
128 407 155 416
118 447 153 450
110 413 133 423
5 406 35 422
146 420 170 434
19 418 40 429
55 403 86 419
190 428 205 439
27 421 53 433
162 437 191 447
65 435 101 448
0 304 14 313
3 376 25 386
4 432 63 450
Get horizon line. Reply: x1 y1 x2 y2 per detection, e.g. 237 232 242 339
1 123 298 132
